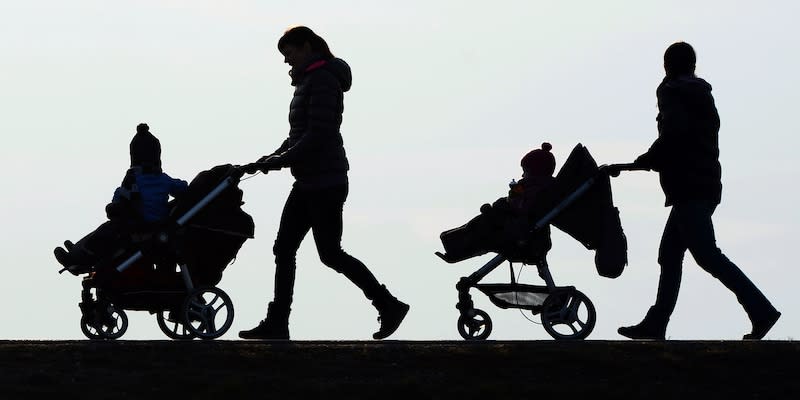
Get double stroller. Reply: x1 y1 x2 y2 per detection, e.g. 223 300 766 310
436 144 641 340
59 164 255 340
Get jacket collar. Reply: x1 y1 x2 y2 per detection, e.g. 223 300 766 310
289 56 327 86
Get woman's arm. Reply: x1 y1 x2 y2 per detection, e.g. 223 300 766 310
635 88 689 170
273 71 341 166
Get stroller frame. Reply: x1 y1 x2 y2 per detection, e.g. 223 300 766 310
77 168 249 341
437 164 641 340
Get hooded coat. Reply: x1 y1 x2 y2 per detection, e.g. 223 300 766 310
636 75 722 206
270 57 353 189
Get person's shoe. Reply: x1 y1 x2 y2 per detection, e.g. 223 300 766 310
744 310 781 340
238 319 289 340
64 240 75 252
238 302 290 340
373 296 410 340
54 247 75 267
54 246 92 275
618 321 666 340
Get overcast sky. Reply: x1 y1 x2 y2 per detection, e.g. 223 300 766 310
2 0 797 340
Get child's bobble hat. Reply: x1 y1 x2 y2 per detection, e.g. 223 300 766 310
520 142 555 177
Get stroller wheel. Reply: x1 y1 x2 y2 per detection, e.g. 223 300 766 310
457 309 493 341
181 287 234 340
80 304 128 340
540 289 596 340
156 310 197 340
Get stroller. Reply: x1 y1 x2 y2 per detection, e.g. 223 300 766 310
60 164 257 340
436 144 643 340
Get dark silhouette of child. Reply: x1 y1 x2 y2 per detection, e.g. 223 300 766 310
618 42 780 340
54 123 188 274
500 142 557 257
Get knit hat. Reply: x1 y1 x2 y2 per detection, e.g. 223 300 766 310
520 142 555 177
129 123 162 170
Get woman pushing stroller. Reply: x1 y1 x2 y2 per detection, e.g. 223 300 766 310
238 26 408 340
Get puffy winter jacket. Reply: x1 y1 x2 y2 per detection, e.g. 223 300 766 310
111 169 188 223
271 57 352 189
636 75 722 206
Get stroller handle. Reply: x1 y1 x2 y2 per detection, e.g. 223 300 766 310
599 163 650 177
234 162 281 178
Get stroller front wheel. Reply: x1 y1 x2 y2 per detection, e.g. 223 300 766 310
457 308 493 340
540 289 596 340
80 304 128 340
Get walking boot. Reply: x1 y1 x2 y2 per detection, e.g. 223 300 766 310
371 285 409 340
744 308 781 340
238 302 290 340
618 308 667 340
618 322 666 340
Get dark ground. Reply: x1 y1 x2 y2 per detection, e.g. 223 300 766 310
1 340 797 399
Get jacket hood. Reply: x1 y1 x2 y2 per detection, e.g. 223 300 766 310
322 58 352 92
662 75 712 94
291 57 352 92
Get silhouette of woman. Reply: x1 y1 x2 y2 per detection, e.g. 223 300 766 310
618 42 780 340
239 26 409 340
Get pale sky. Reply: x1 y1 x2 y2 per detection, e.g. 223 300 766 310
1 0 797 340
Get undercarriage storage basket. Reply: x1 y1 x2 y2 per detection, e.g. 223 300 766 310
476 283 550 310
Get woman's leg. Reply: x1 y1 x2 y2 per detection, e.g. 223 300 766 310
272 187 313 310
619 207 686 339
308 184 384 299
678 201 778 330
649 206 689 327
307 184 408 339
240 188 311 339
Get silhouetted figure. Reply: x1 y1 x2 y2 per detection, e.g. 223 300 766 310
618 42 780 340
53 123 188 273
238 26 409 340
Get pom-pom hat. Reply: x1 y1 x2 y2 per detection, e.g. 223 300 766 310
129 123 162 170
520 142 555 177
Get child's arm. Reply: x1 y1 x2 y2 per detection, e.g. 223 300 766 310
168 176 189 197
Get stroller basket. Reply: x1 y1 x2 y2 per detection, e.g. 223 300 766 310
476 283 550 311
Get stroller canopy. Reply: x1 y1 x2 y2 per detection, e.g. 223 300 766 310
537 144 628 278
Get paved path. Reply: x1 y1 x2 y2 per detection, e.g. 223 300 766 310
1 340 797 399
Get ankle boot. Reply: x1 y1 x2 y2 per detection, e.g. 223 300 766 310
239 302 290 340
618 307 667 340
371 285 409 340
744 308 781 340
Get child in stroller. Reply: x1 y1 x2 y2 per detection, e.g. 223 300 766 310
54 123 188 275
436 143 633 340
55 125 256 340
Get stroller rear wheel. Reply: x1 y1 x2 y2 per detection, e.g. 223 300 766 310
80 304 128 340
540 289 596 340
156 310 197 340
181 287 234 340
457 308 493 340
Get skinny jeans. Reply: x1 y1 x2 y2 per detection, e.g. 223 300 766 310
271 184 383 310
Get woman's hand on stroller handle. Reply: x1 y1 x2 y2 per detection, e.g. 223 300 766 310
600 163 650 177
238 155 284 176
